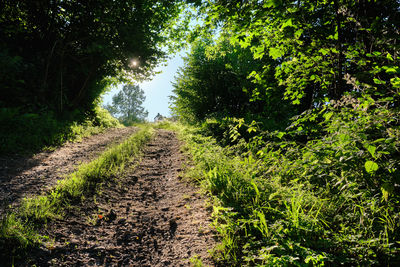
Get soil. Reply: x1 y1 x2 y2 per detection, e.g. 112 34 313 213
15 129 216 266
0 127 137 217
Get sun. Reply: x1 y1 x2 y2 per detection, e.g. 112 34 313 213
130 59 139 68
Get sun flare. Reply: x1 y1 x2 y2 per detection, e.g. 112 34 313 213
130 59 139 68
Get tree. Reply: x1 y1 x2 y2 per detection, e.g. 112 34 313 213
196 0 400 109
170 34 294 129
105 84 148 125
154 113 165 121
0 0 185 116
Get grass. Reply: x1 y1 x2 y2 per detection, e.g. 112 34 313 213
0 106 121 154
156 120 400 266
190 255 205 267
0 125 153 262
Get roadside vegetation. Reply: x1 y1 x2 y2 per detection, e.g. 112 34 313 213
158 111 400 265
0 106 121 154
0 126 153 262
167 1 400 265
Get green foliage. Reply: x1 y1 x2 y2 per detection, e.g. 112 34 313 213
170 1 400 266
0 106 120 154
0 126 153 262
92 105 122 129
197 0 399 108
190 255 204 267
172 104 400 265
0 214 44 249
170 35 294 128
104 84 148 125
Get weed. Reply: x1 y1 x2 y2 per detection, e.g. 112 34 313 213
190 255 204 267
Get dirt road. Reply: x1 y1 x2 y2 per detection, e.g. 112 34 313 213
0 127 137 216
17 129 215 266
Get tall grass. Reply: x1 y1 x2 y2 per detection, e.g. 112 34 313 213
0 125 153 261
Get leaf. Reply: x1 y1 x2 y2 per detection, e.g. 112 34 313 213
276 132 285 139
373 78 386 85
364 144 377 158
381 183 393 202
281 19 293 29
293 99 301 105
390 77 400 88
263 0 275 8
385 67 398 74
387 53 394 61
324 111 334 121
294 29 303 38
365 161 379 173
248 126 257 133
269 47 284 59
338 133 350 143
254 45 266 59
319 48 329 56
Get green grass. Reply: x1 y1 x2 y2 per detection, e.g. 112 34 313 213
157 119 400 266
0 125 153 262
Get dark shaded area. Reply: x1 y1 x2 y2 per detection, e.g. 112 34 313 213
0 0 182 114
0 106 119 154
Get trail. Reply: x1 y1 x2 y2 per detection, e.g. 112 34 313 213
22 129 215 266
0 127 137 217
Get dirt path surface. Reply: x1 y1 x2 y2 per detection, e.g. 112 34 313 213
23 129 216 266
0 127 137 216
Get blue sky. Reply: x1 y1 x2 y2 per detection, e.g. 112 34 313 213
102 52 185 121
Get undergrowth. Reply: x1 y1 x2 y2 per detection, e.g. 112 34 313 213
158 94 400 266
0 125 153 263
0 105 121 154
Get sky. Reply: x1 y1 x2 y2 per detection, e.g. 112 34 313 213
101 52 186 122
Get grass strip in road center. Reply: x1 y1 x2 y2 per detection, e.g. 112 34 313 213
0 125 154 260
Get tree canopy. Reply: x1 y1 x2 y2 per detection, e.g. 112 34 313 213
195 0 400 108
0 0 185 115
